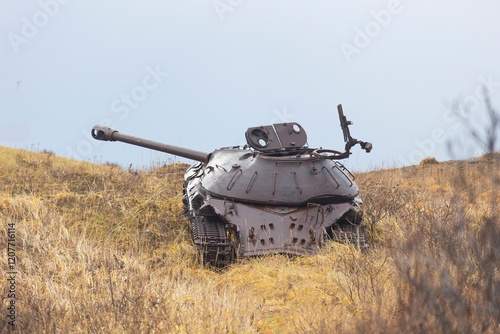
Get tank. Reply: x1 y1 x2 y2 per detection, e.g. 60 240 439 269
91 104 372 266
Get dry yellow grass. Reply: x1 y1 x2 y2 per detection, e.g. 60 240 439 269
1 146 498 333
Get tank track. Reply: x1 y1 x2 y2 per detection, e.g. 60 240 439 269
183 180 234 267
330 224 369 249
190 216 233 267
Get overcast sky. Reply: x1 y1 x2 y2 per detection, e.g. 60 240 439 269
1 0 499 171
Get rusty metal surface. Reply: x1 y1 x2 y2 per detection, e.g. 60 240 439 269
207 197 354 256
273 123 307 149
199 148 359 205
91 125 210 162
93 104 372 266
337 104 372 155
245 122 307 151
245 125 282 151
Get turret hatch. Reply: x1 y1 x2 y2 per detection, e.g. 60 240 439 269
245 123 307 151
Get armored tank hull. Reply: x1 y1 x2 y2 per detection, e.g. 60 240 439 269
183 147 367 266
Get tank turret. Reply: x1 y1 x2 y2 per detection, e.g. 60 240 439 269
92 104 372 266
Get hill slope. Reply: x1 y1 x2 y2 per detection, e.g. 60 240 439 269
1 146 498 333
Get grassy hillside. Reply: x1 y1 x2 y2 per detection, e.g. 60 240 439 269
0 146 498 333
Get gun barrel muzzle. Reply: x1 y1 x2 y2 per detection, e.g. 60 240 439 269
92 125 118 141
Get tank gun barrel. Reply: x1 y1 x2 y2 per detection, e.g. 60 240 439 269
91 125 210 163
